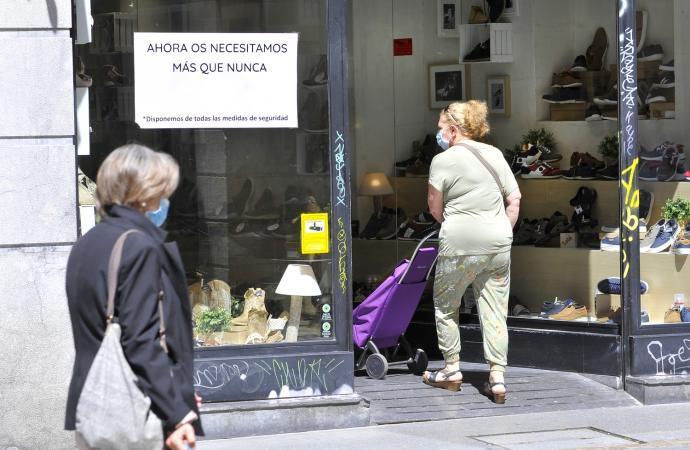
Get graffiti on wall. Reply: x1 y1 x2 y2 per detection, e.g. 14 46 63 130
193 356 352 398
618 24 640 280
333 130 349 294
647 340 690 375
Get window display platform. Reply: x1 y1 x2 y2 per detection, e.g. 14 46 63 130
406 312 621 377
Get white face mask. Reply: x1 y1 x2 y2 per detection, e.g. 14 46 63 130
437 125 456 150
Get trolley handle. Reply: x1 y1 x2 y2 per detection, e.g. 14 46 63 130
398 229 439 284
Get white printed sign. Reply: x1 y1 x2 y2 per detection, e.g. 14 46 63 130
133 33 298 129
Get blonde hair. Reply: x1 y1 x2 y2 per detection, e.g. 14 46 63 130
96 144 179 215
441 100 490 140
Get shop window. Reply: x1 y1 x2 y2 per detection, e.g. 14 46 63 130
77 0 334 347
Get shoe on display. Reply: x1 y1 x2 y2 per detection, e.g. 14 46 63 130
539 297 574 318
572 152 605 170
664 308 682 323
586 27 608 71
517 144 543 166
303 55 327 86
562 164 597 180
569 186 598 231
360 209 394 239
521 142 561 165
657 146 685 181
642 219 680 253
550 303 588 321
570 55 588 72
640 142 670 161
103 64 128 86
601 308 650 325
636 10 648 52
551 72 583 88
375 208 407 240
464 39 491 62
228 178 254 218
639 160 661 181
596 277 649 295
398 220 440 241
486 0 506 22
469 5 489 24
511 304 531 317
645 86 667 104
601 218 648 236
521 161 562 179
75 56 92 87
513 218 538 245
534 212 572 247
600 231 620 252
542 86 586 104
585 104 603 121
651 71 675 89
596 163 619 180
593 86 617 106
671 224 690 255
637 44 664 62
412 210 435 225
659 59 674 72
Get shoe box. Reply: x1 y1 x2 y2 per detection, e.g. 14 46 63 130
649 102 676 119
549 103 587 121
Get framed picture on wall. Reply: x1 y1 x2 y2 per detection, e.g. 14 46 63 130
487 75 511 116
437 0 462 38
429 64 469 109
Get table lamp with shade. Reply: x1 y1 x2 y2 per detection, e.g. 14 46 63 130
359 172 394 218
276 264 322 342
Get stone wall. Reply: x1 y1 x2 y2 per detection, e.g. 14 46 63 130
0 1 76 448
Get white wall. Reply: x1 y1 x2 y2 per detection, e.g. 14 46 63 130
351 0 687 225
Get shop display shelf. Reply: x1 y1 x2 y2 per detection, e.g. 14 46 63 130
458 23 514 64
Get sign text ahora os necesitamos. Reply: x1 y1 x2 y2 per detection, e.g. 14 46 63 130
146 42 288 54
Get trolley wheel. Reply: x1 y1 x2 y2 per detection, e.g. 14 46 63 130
406 349 428 375
365 353 389 379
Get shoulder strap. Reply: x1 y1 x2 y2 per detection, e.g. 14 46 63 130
457 142 505 199
106 230 168 353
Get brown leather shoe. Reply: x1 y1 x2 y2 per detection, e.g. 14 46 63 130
552 72 583 88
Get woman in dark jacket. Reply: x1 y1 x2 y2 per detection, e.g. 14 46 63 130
65 144 202 449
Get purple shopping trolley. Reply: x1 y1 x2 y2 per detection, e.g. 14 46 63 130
353 230 438 379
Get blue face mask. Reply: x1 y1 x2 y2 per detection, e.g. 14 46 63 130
145 198 170 228
436 128 451 150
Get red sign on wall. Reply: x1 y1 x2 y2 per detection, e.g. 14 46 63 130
393 38 413 56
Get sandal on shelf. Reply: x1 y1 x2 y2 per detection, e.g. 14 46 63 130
422 369 463 391
484 381 507 404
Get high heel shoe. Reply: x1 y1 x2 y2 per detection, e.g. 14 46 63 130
422 369 463 392
484 381 507 404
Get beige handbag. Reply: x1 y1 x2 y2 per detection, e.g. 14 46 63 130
75 230 166 450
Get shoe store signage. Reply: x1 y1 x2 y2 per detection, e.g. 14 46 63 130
133 33 298 129
301 213 329 254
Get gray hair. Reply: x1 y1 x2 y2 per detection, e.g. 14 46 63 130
95 144 179 215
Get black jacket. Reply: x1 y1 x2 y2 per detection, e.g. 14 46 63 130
64 205 203 435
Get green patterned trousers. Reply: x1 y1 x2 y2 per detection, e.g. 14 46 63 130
433 252 511 372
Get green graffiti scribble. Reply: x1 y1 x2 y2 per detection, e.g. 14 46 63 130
337 217 348 294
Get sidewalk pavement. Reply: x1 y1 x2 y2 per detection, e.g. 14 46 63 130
198 403 690 449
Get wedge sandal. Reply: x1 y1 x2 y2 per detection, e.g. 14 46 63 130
484 381 507 404
422 369 463 392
